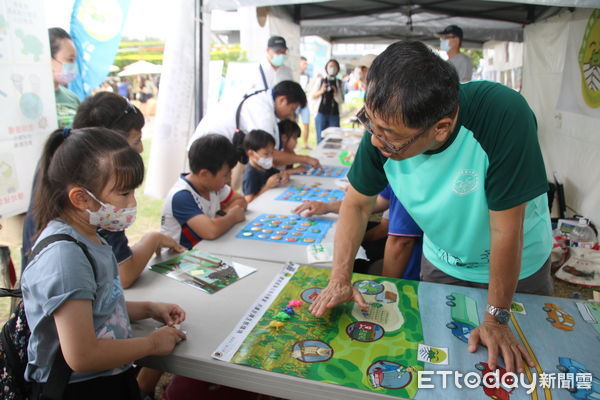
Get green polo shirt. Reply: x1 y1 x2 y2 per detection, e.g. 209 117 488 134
348 81 552 283
55 85 80 128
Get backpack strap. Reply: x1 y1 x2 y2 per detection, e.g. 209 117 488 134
235 88 268 133
26 233 98 400
258 64 268 91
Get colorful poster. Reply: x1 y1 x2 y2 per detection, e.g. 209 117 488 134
557 9 600 118
215 264 600 399
0 0 57 218
214 264 424 399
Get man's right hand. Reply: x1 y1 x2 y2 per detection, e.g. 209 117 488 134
309 279 368 317
293 200 329 217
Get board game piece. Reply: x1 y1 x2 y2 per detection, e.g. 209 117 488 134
274 311 291 321
269 321 285 330
236 214 333 245
417 344 449 365
283 306 296 316
288 300 302 308
297 166 349 178
276 184 345 203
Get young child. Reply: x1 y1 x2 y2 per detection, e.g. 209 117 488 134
22 91 185 289
161 134 247 249
277 119 308 175
242 129 289 203
22 127 186 399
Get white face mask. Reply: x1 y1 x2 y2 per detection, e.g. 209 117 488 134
85 189 136 232
256 156 273 170
440 39 451 52
54 61 78 85
326 66 338 77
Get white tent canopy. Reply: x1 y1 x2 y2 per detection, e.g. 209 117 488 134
117 60 162 77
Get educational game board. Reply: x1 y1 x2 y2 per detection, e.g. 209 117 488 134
301 166 349 178
235 214 333 245
214 264 600 399
275 184 345 203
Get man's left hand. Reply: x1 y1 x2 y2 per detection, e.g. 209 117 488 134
468 317 534 373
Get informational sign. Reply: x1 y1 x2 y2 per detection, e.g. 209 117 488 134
557 9 600 119
69 0 130 99
0 0 57 218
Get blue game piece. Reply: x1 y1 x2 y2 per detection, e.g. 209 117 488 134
283 306 296 316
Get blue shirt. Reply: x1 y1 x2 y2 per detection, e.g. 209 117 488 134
21 219 132 383
242 164 279 196
380 185 423 281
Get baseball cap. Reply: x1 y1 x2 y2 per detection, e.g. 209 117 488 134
437 25 463 39
268 36 287 51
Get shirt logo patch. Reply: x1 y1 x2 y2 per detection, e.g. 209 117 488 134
452 169 479 196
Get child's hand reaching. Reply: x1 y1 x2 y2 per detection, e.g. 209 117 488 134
279 172 289 185
155 233 186 256
147 302 186 326
265 173 283 189
227 204 246 223
148 326 187 355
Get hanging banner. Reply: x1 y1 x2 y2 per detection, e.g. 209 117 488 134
0 0 57 218
68 0 130 99
557 9 600 119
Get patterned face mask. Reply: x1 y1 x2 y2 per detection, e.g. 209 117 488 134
54 61 78 85
85 189 136 232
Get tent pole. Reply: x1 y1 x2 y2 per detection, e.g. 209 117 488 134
194 0 203 126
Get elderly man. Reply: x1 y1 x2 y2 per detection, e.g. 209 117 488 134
309 41 552 374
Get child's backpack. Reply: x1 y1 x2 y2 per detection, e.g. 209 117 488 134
0 234 97 400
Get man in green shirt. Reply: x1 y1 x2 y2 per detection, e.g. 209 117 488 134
309 41 552 374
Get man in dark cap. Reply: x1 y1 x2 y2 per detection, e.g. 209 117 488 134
247 35 293 94
438 25 473 82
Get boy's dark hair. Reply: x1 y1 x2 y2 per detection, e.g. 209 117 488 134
48 27 71 58
35 128 144 233
243 130 276 153
189 134 238 175
366 40 459 130
278 119 301 139
73 92 144 138
272 81 307 108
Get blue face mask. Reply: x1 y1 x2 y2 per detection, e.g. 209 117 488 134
271 54 286 67
440 39 451 52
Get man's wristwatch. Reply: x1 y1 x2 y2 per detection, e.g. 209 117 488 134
486 304 511 324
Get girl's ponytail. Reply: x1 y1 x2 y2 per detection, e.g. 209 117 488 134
34 128 69 234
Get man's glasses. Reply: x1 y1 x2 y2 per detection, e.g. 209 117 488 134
109 98 138 128
356 107 429 154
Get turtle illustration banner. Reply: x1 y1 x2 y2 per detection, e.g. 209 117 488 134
0 0 58 218
557 9 600 119
69 0 130 99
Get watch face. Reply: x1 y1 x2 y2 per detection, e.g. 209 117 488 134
496 310 510 324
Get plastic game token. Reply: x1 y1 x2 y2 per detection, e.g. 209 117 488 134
278 215 287 218
262 229 273 234
286 237 298 242
267 214 276 218
250 227 261 231
311 229 321 233
296 227 307 232
276 231 288 235
258 234 269 239
287 221 297 225
271 235 283 240
291 231 303 236
253 222 262 226
303 238 315 243
301 222 312 227
320 193 328 197
273 220 282 224
282 225 292 229
242 231 253 237
328 197 337 201
294 197 302 201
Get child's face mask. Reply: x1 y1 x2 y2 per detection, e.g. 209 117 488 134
256 155 273 170
85 189 137 232
53 61 78 85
